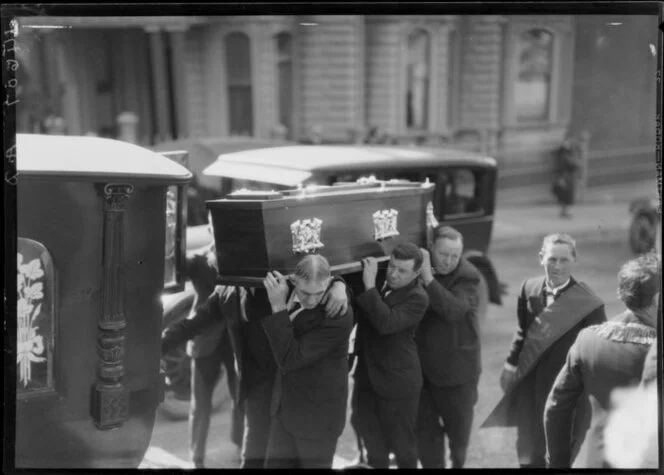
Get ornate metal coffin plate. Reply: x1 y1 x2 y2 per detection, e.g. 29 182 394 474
373 209 400 241
291 218 325 254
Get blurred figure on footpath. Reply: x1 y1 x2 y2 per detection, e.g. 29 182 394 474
173 230 244 468
415 226 482 469
162 264 349 468
543 252 660 468
351 243 429 469
551 131 583 219
260 255 353 468
482 233 606 468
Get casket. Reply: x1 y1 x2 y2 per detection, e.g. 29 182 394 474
206 180 437 285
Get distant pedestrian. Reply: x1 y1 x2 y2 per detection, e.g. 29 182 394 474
552 132 582 219
544 252 660 468
482 233 606 468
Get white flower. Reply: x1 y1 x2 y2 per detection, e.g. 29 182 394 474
23 282 44 301
19 258 44 281
18 253 24 267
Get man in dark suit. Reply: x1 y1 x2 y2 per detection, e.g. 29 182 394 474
352 242 429 469
162 271 349 468
482 233 606 468
544 252 660 468
416 226 482 468
181 242 242 468
260 255 354 468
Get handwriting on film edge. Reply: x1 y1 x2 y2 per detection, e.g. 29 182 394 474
4 29 19 185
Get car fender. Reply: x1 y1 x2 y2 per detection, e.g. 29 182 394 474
463 251 503 306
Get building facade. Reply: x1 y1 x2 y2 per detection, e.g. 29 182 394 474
16 14 659 192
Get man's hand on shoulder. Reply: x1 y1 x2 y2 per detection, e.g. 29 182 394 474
322 281 349 318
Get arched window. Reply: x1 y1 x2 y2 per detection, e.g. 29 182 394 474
17 238 56 397
406 29 431 130
225 32 253 136
515 29 554 122
275 32 294 139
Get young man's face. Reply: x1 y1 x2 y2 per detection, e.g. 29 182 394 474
431 237 463 275
293 277 330 309
386 257 420 290
539 242 576 288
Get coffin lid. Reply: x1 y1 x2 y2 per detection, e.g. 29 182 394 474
16 134 193 183
203 145 496 186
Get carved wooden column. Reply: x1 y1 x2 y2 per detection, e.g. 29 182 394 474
91 183 134 430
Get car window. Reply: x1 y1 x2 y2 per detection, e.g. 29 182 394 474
437 168 485 218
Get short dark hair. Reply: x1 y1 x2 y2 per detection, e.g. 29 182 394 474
433 225 463 245
541 233 577 259
617 252 661 311
391 242 423 271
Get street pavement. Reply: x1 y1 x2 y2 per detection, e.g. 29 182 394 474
491 178 659 251
140 178 659 469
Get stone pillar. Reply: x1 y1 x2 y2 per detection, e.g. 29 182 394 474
117 112 139 144
145 26 172 143
166 25 190 139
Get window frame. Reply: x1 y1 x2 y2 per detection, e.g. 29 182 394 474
502 22 565 128
274 31 295 140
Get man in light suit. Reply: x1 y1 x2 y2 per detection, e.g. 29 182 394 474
482 233 606 468
261 255 354 468
416 226 482 468
352 242 429 469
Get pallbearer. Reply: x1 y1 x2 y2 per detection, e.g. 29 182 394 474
352 243 429 469
261 255 353 468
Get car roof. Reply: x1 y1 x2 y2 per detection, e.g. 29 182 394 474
203 144 496 186
16 134 192 183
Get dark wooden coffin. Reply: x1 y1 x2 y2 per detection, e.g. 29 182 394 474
206 180 437 285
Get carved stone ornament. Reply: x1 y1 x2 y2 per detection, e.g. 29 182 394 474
290 218 324 254
373 209 400 241
426 201 439 229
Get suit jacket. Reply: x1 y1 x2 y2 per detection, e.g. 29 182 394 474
185 244 226 358
262 302 354 441
498 276 606 464
354 279 429 400
544 311 657 468
416 257 482 387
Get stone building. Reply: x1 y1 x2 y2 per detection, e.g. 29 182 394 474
15 14 658 193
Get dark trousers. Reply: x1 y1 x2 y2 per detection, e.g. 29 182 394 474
189 340 242 466
515 374 547 468
353 384 420 469
264 416 338 468
416 378 478 468
240 379 274 469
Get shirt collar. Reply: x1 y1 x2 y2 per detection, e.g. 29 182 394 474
545 278 571 295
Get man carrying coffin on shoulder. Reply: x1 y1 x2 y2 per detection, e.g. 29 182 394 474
416 226 482 469
260 254 354 468
161 263 350 469
352 242 429 469
481 233 606 468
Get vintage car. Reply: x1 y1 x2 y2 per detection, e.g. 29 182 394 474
159 143 504 419
628 196 661 254
14 134 191 468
